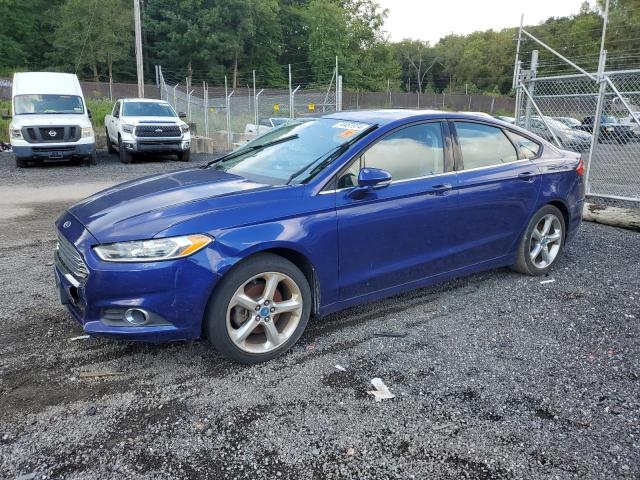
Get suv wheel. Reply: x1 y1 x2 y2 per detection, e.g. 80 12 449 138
15 157 28 168
512 205 565 276
177 150 191 162
205 253 311 364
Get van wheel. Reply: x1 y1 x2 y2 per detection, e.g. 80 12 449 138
118 137 133 164
177 150 190 162
15 157 28 168
205 253 311 364
512 205 565 276
106 130 117 153
85 153 97 166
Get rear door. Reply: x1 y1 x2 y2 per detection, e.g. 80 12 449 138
334 121 458 300
449 121 541 269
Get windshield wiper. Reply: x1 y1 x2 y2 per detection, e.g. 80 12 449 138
201 134 299 168
286 124 378 184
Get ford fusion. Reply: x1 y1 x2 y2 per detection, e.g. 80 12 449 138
54 110 585 364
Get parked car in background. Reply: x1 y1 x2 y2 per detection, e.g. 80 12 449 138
494 115 515 124
552 116 582 129
520 116 592 153
576 115 633 144
104 99 191 163
55 110 584 364
618 112 640 139
6 72 96 168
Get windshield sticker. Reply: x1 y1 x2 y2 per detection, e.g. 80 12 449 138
332 121 369 131
339 129 358 138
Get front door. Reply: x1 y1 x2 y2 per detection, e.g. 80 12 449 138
334 121 457 300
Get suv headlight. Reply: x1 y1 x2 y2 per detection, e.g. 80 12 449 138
81 126 94 138
122 123 134 134
180 124 189 133
93 234 212 262
10 127 22 139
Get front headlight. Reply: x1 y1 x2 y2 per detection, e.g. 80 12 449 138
93 234 212 262
81 126 94 138
10 127 22 139
122 123 134 134
180 124 189 133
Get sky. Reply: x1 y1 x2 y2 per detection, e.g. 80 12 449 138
378 0 592 44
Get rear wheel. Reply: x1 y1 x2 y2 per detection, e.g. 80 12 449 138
106 129 117 153
118 136 133 164
177 150 191 162
512 205 565 276
205 253 311 364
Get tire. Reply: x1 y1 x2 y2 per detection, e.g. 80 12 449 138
177 150 191 162
118 136 133 164
15 157 28 168
205 253 312 364
106 129 117 153
85 153 97 166
512 205 566 276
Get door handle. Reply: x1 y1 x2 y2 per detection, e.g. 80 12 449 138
517 171 536 182
429 183 453 195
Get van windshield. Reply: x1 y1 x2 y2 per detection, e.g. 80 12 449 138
14 94 84 115
122 102 177 117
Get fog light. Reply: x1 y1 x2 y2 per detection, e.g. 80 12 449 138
124 308 149 325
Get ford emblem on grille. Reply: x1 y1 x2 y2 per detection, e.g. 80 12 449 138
155 128 163 133
49 130 57 137
63 220 71 228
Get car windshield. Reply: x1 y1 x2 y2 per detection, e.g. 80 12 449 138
14 94 84 115
210 118 373 185
122 102 177 117
601 115 617 123
542 117 573 131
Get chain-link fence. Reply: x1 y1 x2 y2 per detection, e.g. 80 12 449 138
515 69 640 203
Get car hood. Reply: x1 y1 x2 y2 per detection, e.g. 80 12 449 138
68 168 277 243
11 113 91 128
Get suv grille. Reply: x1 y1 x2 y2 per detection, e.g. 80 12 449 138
135 125 181 138
56 234 89 280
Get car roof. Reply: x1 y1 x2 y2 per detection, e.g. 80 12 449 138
121 98 170 103
321 109 503 126
12 72 82 97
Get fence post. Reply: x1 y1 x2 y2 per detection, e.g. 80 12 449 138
173 83 179 110
584 49 608 195
291 85 300 119
288 64 292 119
255 89 264 129
203 81 208 138
253 70 257 126
337 75 343 111
524 50 538 129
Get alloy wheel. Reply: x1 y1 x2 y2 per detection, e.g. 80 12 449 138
226 272 303 353
529 214 562 269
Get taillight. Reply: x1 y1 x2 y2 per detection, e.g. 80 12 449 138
576 157 585 177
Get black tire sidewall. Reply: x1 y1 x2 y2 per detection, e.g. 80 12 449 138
519 205 566 275
205 253 312 364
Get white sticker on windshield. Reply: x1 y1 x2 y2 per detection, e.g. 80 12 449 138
332 121 369 131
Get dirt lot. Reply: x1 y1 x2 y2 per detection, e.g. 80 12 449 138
1 151 639 479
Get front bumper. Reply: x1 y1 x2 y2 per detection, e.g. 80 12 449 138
13 141 96 160
54 213 221 342
121 136 190 154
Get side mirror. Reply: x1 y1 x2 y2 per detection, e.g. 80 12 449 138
87 109 93 119
2 110 11 120
178 112 187 119
358 168 392 188
348 168 392 199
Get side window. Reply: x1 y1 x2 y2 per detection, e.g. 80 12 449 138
113 101 120 117
455 122 518 169
362 123 444 181
506 131 540 159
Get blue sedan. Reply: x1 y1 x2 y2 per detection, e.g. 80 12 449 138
54 110 585 363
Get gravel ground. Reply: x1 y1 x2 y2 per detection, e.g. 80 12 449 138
0 151 639 479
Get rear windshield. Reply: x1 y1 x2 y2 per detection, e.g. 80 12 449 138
14 94 84 115
123 102 176 117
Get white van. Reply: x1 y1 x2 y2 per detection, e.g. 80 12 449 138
6 72 96 167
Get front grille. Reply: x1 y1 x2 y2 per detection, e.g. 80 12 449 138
33 146 75 153
22 125 81 143
135 125 181 138
56 234 89 280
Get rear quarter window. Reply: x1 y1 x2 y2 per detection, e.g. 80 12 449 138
506 131 541 159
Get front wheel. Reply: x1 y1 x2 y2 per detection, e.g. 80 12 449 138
15 157 28 168
177 150 191 162
118 137 133 164
512 205 565 276
205 253 311 364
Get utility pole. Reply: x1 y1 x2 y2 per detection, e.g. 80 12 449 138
134 0 144 98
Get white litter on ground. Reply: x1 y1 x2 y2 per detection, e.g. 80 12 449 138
335 364 346 372
540 279 556 285
367 378 395 402
69 335 90 341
